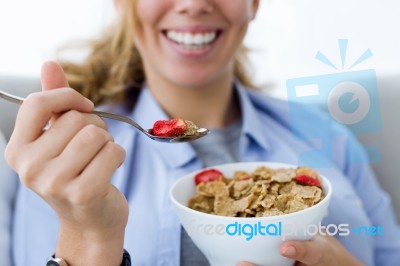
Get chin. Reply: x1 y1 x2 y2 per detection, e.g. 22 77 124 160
168 69 226 89
173 77 216 90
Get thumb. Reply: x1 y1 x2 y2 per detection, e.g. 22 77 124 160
237 262 255 266
41 61 69 91
40 61 73 124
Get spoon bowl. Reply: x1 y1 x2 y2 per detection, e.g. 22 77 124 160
146 127 209 143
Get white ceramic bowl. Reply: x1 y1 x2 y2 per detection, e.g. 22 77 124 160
170 162 332 266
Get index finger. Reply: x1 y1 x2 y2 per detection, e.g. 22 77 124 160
12 88 94 144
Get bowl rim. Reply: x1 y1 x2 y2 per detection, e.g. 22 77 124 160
169 161 332 221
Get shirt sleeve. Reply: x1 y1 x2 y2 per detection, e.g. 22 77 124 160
343 131 400 266
0 132 18 266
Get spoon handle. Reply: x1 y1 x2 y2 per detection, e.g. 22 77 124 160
0 90 146 130
0 90 24 105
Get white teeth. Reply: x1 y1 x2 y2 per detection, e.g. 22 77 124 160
183 33 193 45
166 31 217 48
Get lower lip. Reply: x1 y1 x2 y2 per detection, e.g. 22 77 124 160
162 33 220 59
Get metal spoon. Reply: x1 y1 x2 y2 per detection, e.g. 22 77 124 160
0 90 209 143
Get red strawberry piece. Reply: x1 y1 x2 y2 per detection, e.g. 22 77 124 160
152 118 187 137
239 176 251 181
194 169 223 185
295 175 321 187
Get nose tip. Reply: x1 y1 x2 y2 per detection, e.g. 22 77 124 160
175 0 214 16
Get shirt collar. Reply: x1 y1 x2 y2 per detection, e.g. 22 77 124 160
130 81 271 168
235 82 271 152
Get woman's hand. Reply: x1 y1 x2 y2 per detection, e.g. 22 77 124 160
237 234 364 266
5 61 127 266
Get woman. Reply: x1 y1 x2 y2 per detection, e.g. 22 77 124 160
5 0 400 265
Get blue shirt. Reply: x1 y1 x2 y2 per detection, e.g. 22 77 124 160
0 132 17 266
12 82 400 266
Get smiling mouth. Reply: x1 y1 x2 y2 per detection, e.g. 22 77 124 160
162 30 222 50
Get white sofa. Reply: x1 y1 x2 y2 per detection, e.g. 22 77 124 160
0 76 41 139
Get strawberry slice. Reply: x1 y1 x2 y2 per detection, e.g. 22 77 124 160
295 175 321 187
239 176 251 181
152 118 187 137
194 169 223 185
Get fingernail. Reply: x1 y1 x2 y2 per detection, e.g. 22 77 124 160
236 263 250 266
282 246 296 257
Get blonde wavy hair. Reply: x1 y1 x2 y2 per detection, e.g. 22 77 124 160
60 0 254 106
